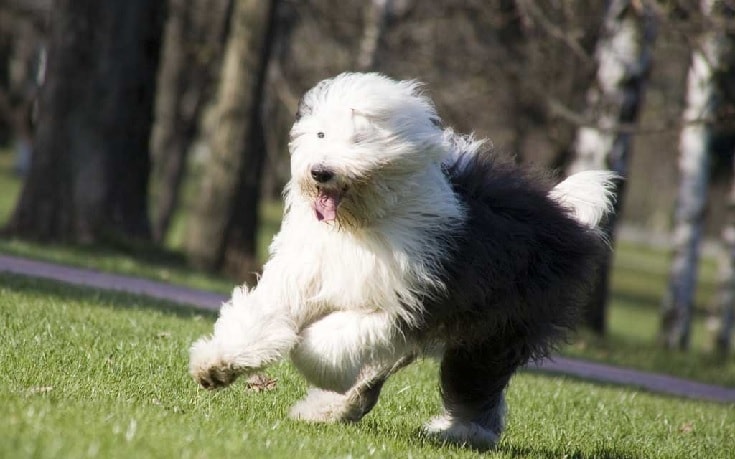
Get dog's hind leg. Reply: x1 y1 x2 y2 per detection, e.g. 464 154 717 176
290 354 415 423
424 337 527 450
288 310 417 422
289 310 412 393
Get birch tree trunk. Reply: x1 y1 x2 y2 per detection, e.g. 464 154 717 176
711 168 735 355
184 0 279 276
661 0 734 350
567 0 657 334
356 0 391 71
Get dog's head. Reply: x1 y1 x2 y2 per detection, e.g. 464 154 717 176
287 72 445 227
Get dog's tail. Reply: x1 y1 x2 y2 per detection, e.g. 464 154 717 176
549 170 618 228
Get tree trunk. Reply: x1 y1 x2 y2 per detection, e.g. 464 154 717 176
185 0 279 276
4 0 165 242
150 0 232 243
356 0 391 71
567 0 657 334
711 167 735 355
661 0 734 350
500 0 528 164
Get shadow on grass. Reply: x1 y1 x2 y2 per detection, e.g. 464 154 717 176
1 272 216 320
359 420 637 458
500 444 637 459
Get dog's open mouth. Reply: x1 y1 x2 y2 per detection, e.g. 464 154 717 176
313 187 342 222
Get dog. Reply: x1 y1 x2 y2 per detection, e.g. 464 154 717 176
189 72 616 449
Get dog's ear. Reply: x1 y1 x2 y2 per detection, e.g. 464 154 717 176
295 96 311 122
351 108 379 143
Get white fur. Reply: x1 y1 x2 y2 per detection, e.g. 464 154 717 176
189 72 615 449
288 388 352 422
190 73 460 389
423 415 501 449
290 310 412 393
549 170 618 228
189 286 299 382
424 394 507 449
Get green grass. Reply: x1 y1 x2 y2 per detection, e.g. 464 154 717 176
560 241 735 387
2 273 733 459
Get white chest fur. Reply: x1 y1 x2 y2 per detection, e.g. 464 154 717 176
265 205 425 324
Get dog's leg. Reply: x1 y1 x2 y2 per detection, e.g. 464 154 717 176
423 337 526 450
289 354 414 423
288 310 415 422
289 310 411 392
189 285 300 389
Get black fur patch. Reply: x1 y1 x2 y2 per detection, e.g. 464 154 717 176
412 149 606 425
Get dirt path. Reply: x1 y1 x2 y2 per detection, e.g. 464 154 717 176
2 253 734 404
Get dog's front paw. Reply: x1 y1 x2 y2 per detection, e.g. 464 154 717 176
189 337 245 389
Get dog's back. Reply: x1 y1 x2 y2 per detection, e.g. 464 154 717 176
416 151 608 349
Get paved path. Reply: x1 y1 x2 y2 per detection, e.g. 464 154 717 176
2 253 734 404
0 254 227 308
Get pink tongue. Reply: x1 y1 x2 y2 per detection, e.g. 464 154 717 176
314 191 340 222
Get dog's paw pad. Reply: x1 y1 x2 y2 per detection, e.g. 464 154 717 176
423 415 500 450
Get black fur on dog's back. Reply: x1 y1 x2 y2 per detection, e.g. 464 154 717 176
418 151 605 355
409 150 606 426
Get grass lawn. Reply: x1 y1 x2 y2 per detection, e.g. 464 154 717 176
561 241 735 387
2 273 733 459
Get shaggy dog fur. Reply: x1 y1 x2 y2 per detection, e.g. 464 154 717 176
189 72 616 449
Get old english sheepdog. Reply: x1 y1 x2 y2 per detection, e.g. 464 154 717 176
189 72 616 449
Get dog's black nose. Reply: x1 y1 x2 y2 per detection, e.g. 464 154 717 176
311 167 335 183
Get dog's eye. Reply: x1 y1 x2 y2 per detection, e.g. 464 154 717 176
317 132 325 139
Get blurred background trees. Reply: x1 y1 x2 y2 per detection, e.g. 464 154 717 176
1 0 735 355
3 0 165 242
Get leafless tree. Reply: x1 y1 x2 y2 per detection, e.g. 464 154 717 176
711 159 735 355
4 0 165 242
661 0 735 350
566 0 658 334
185 0 280 279
149 0 232 243
356 0 392 71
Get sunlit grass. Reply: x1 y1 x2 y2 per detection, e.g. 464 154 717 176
2 273 733 459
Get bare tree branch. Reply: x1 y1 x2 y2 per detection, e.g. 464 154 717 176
514 0 593 63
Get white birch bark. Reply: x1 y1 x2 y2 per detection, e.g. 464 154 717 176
568 0 656 176
567 0 657 333
356 0 391 71
661 0 733 350
710 176 735 354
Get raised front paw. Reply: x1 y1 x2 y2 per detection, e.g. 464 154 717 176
189 337 244 389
